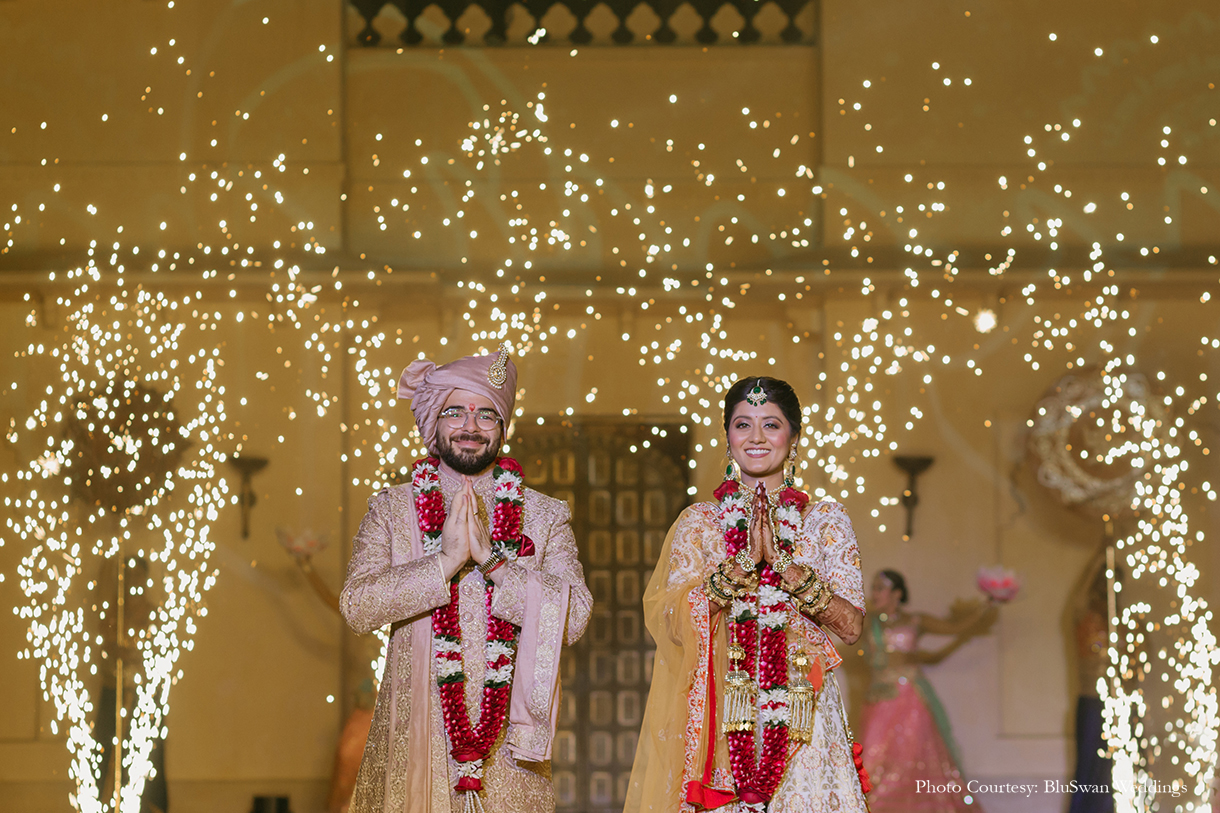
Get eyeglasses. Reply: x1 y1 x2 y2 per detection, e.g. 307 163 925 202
439 406 501 431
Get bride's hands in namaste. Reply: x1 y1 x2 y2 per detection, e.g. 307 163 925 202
727 484 768 581
752 484 777 566
759 496 792 576
753 484 795 577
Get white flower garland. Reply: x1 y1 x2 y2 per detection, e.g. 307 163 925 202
719 480 805 722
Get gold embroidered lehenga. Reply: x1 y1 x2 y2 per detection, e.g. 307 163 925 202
626 500 870 813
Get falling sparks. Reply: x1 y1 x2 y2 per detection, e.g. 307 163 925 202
9 250 229 812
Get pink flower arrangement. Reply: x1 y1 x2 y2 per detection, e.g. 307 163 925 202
977 565 1021 603
275 527 328 558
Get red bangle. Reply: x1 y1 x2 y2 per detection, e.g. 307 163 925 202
484 558 506 577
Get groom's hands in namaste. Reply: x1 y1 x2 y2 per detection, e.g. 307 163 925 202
439 479 501 583
439 487 472 580
464 479 494 566
463 479 507 586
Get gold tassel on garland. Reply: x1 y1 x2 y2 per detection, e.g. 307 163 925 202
722 641 757 733
786 650 817 743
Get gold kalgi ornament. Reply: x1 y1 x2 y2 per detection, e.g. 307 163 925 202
487 341 511 388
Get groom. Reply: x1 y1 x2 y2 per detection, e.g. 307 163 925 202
340 345 592 813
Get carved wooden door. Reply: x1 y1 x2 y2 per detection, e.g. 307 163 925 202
511 419 691 813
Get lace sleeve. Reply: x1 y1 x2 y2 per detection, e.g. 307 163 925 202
802 501 866 612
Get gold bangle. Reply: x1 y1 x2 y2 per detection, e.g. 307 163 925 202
704 574 730 607
783 566 816 596
800 568 819 595
798 571 819 596
805 588 834 618
718 560 744 586
800 580 826 608
476 551 506 578
719 560 757 591
713 569 741 599
714 570 744 598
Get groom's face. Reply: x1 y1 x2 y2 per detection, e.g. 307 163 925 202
435 389 503 476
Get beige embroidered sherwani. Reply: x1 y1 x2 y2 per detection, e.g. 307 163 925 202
341 471 592 813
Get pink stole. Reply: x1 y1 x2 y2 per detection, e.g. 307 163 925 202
506 574 570 761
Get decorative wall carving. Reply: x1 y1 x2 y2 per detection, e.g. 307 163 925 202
349 0 816 46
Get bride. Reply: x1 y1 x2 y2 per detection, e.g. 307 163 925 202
626 376 870 813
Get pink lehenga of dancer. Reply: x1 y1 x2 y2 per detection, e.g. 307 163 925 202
859 570 996 813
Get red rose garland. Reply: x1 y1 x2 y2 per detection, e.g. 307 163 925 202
412 456 527 794
714 478 810 809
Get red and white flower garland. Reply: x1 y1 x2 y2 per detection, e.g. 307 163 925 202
714 477 809 810
412 456 527 794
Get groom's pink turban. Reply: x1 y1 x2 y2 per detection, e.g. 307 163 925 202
396 347 517 455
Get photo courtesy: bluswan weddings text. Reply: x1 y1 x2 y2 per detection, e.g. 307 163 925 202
915 779 1185 799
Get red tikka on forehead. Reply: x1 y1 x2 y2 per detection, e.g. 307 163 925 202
468 404 477 411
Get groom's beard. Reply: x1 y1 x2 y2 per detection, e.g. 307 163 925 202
437 429 501 475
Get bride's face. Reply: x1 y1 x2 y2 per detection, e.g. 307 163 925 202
727 401 795 483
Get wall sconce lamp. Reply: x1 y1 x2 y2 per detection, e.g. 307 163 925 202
229 455 269 539
893 455 934 541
